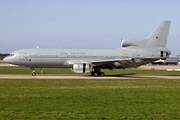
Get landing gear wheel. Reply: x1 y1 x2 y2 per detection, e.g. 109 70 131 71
32 72 36 76
100 72 105 77
94 73 98 77
91 72 95 76
31 68 36 76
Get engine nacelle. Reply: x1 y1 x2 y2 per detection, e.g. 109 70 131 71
121 39 147 47
72 63 92 73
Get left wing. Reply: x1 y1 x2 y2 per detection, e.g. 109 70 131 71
68 57 163 69
91 58 135 68
91 58 133 64
91 57 166 68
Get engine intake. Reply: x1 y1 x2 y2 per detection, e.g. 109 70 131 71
72 63 92 73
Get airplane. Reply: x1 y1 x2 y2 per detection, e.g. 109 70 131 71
152 59 165 65
154 59 165 63
3 20 171 76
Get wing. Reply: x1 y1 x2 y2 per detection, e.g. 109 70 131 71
91 58 133 64
68 57 166 69
91 58 135 68
68 58 133 67
91 56 168 68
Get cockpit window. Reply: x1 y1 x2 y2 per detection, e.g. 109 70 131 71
10 54 14 56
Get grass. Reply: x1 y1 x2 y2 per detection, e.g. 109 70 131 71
1 66 180 75
0 79 180 119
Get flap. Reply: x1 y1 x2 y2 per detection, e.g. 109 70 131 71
91 58 133 64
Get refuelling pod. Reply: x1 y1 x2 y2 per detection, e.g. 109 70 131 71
72 63 92 73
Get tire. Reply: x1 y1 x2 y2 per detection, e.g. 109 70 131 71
94 73 98 77
91 72 95 76
32 72 36 76
100 72 105 77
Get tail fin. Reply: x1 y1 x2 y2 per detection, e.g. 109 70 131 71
121 20 171 49
147 20 171 47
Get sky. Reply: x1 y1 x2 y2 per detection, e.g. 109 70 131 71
0 0 180 56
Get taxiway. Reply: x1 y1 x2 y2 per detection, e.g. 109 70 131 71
0 74 179 79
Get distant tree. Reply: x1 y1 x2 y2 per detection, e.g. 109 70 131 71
0 54 9 60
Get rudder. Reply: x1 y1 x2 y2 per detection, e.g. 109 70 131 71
147 20 171 47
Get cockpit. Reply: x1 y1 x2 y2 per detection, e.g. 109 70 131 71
3 53 18 64
9 54 14 57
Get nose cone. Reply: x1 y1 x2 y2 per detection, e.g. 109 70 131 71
3 57 8 63
3 57 12 63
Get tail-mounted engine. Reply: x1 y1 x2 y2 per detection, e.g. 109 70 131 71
72 63 92 73
121 39 147 47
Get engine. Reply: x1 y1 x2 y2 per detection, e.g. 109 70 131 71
121 39 147 47
72 63 92 73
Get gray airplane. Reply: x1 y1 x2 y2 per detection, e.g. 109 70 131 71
3 20 171 76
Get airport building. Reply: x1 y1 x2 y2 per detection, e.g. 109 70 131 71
152 57 180 65
164 57 180 65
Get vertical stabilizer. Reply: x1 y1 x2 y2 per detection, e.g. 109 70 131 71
147 20 171 47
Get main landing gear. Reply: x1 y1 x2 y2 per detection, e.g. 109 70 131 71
31 68 36 76
91 67 105 77
91 72 105 77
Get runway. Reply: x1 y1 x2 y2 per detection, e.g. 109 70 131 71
0 74 180 79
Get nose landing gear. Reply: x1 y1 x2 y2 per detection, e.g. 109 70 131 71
31 68 36 76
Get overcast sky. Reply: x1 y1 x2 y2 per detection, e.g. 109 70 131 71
0 0 180 56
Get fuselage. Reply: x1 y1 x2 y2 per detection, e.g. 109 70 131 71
3 47 167 68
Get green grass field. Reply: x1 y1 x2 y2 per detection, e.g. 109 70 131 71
0 67 180 119
0 79 180 119
1 66 180 75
